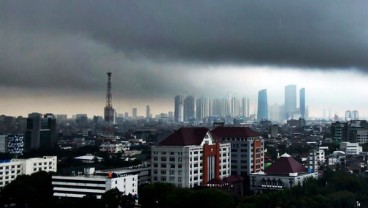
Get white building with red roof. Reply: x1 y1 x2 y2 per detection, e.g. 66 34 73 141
249 153 318 193
151 127 231 188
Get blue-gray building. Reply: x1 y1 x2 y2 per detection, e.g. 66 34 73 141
257 89 268 121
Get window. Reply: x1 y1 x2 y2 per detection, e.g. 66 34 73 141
161 164 166 168
169 157 175 162
161 157 167 161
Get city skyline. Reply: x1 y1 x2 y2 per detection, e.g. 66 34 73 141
1 1 368 118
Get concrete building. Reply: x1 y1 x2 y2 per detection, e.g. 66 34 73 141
340 142 362 155
96 164 151 186
331 122 348 144
211 127 264 176
250 153 318 193
0 156 57 188
184 95 196 122
151 127 231 188
25 113 57 152
353 129 368 144
285 85 297 120
257 89 268 121
300 88 305 119
52 167 138 199
174 95 184 122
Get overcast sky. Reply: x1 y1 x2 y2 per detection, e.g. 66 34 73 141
1 0 368 118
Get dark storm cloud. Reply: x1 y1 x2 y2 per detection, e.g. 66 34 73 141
1 0 368 98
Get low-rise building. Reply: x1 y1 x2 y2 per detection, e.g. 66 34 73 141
0 156 57 188
340 142 362 155
250 153 318 193
52 167 138 199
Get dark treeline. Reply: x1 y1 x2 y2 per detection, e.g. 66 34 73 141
1 169 368 208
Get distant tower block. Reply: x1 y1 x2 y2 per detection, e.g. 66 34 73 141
104 72 115 125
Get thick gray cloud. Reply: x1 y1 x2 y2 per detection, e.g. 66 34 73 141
2 0 368 68
1 0 368 100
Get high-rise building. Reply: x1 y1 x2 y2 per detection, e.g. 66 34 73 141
345 110 352 121
132 108 138 119
184 95 195 122
25 113 56 152
146 105 151 119
196 97 210 121
257 89 268 121
174 95 184 122
241 97 250 118
269 103 283 122
285 85 297 120
212 98 225 117
352 110 359 120
300 88 305 119
230 96 240 117
104 72 115 125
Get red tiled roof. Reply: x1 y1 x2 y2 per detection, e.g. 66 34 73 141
210 127 260 140
265 153 307 175
158 127 209 146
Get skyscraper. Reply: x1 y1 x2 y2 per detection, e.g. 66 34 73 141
174 95 184 122
196 97 210 121
184 95 195 122
257 89 268 121
300 88 305 119
285 85 297 119
146 105 151 119
132 108 138 119
241 97 250 117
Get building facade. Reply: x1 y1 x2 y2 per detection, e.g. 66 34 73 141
300 88 305 119
151 127 231 188
284 85 297 120
211 127 264 176
257 89 268 121
0 156 57 188
250 153 318 193
174 95 184 122
52 167 138 199
25 113 57 152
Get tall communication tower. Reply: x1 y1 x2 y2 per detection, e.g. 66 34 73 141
104 72 115 138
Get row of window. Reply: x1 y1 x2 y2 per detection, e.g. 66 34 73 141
33 166 54 172
0 165 21 170
153 151 183 155
0 170 21 175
